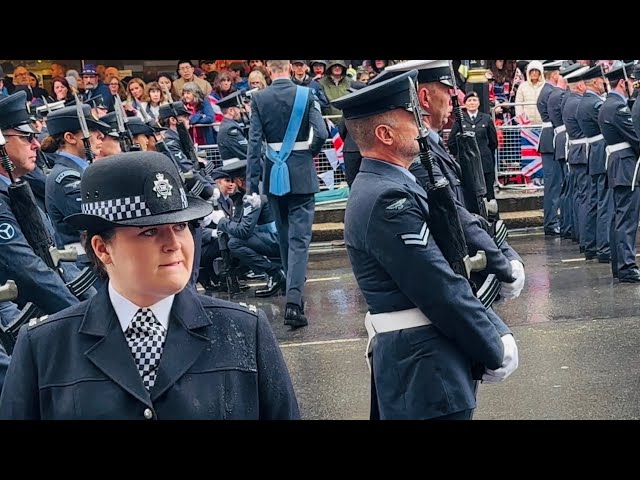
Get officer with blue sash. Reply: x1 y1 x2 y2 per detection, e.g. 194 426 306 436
576 65 611 263
597 62 639 282
246 60 328 328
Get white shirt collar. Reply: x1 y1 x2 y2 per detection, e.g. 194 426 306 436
468 111 477 119
108 282 174 332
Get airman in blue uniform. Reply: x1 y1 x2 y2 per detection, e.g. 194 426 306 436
216 91 250 161
246 60 329 328
333 69 518 420
0 91 95 315
597 62 639 281
575 65 611 263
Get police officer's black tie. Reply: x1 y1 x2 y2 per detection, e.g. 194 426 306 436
125 308 166 389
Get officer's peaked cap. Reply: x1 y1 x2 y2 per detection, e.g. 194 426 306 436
65 151 213 232
0 91 38 133
386 60 454 87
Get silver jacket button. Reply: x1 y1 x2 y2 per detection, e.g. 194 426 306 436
144 408 153 419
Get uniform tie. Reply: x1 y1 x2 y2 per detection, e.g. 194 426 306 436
125 307 166 390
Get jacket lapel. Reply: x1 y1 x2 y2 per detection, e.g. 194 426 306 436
80 287 152 407
150 288 212 401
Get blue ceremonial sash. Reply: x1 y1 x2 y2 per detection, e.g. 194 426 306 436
265 86 309 195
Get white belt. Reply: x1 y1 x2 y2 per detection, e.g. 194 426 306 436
605 141 633 171
267 129 314 151
554 125 566 135
364 308 432 372
541 122 553 128
568 137 588 146
586 134 604 144
65 242 86 255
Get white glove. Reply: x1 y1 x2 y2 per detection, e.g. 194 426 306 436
202 209 226 226
501 260 525 300
482 334 519 384
211 229 219 239
212 187 221 205
244 192 262 209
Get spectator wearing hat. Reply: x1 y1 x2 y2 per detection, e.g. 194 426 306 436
447 91 499 200
199 60 217 74
309 60 327 81
81 64 114 113
173 60 212 98
0 151 300 420
319 60 355 117
0 91 95 317
290 60 329 111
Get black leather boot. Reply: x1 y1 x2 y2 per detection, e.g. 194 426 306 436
284 303 308 328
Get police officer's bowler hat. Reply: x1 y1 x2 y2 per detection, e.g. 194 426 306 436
65 151 213 232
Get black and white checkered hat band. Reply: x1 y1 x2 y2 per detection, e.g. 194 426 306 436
81 195 152 221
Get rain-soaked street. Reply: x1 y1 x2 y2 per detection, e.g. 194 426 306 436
207 230 640 420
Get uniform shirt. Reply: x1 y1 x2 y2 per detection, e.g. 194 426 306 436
108 282 173 332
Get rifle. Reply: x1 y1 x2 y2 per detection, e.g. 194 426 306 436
447 61 488 220
72 92 95 163
407 77 500 309
113 94 142 152
0 280 44 355
0 130 97 298
208 192 243 294
621 61 635 110
599 63 609 94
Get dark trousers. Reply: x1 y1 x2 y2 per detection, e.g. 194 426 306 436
269 193 315 306
198 233 221 285
573 165 590 248
559 161 573 237
584 173 613 257
542 152 562 232
483 171 496 201
613 186 640 274
228 233 281 276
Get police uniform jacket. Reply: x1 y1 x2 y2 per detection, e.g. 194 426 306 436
446 111 498 175
217 194 278 244
217 117 248 161
44 153 86 246
0 285 300 420
0 179 88 314
548 87 568 161
562 92 587 165
576 90 606 175
345 158 508 419
598 91 640 188
537 82 557 154
246 78 328 195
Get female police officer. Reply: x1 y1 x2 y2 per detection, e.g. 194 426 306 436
0 151 300 420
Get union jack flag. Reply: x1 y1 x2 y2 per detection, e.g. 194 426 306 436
514 113 543 181
325 119 344 164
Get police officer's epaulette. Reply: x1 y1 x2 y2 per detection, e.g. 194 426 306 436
27 314 54 330
237 302 258 314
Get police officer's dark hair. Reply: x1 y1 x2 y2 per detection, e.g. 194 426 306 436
83 227 117 279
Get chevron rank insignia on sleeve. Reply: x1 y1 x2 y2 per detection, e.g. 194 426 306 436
400 222 429 246
386 198 407 210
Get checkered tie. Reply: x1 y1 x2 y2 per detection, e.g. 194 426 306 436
125 308 166 390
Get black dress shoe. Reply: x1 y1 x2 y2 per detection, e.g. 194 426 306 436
255 270 286 297
585 251 597 260
598 255 611 263
544 229 561 236
284 303 308 328
579 246 585 253
618 270 640 283
244 270 267 281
